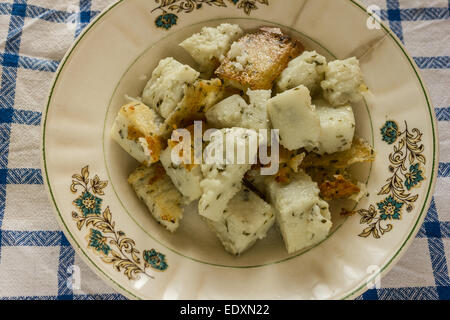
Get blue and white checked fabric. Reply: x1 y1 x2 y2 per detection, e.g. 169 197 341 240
0 0 448 300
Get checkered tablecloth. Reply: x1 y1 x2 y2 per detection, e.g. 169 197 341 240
0 0 448 300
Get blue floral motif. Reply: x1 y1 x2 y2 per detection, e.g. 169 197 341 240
381 121 399 145
155 13 178 30
73 191 102 216
377 196 404 220
151 0 267 29
405 163 424 190
358 120 426 239
88 229 111 256
144 249 168 271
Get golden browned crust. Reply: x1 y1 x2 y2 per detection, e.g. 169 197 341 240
305 165 347 184
127 163 166 187
120 102 165 137
304 165 361 201
119 102 166 164
147 162 166 185
301 137 376 169
215 27 304 90
164 78 225 128
274 164 292 184
167 123 209 172
318 174 361 201
269 138 374 198
278 146 306 173
127 164 184 227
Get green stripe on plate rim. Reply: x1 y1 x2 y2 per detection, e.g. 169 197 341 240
41 0 438 300
343 0 438 300
42 0 141 300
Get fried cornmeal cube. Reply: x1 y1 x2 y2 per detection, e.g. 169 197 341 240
307 99 356 155
276 50 327 94
215 27 304 90
164 78 225 128
199 128 259 222
110 102 168 165
205 89 271 131
160 145 203 203
266 170 332 254
160 123 210 203
142 57 200 119
179 23 243 75
267 85 321 151
321 57 367 106
128 164 186 232
206 187 275 255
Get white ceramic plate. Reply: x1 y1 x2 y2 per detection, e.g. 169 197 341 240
42 0 439 300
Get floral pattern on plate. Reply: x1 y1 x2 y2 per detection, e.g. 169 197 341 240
358 121 426 239
151 0 270 29
71 166 168 281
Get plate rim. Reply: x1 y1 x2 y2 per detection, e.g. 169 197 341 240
40 0 440 300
